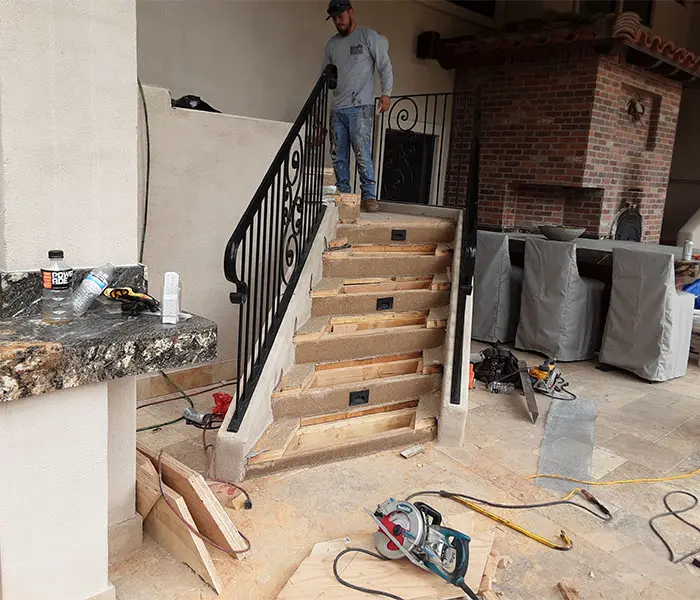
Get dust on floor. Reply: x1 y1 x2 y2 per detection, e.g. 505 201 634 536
116 347 700 599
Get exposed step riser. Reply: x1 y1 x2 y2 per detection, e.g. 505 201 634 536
245 425 437 479
324 255 451 278
273 373 441 419
313 289 450 317
295 329 445 363
337 222 455 244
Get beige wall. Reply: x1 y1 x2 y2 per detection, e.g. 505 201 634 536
136 0 476 123
0 0 138 271
141 86 291 360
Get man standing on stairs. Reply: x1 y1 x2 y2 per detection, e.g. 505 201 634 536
322 0 393 213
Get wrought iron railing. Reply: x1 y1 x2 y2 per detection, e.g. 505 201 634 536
353 92 467 206
450 89 480 405
224 64 337 433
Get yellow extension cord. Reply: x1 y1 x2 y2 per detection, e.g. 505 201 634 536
449 468 700 551
527 466 700 488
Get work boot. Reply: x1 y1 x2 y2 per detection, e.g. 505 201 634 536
362 198 379 213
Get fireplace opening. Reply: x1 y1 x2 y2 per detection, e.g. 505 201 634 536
614 190 643 242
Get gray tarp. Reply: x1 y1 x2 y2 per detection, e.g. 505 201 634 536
515 238 604 361
599 247 694 382
472 231 523 343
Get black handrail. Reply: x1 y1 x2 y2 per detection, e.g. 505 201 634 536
450 89 480 405
224 64 338 433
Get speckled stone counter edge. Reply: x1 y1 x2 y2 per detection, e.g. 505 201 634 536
0 316 217 402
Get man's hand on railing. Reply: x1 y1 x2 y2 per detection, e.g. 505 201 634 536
378 95 391 113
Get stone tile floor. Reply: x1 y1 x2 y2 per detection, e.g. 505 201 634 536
116 344 700 599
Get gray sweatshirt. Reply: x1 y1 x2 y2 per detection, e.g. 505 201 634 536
322 26 393 110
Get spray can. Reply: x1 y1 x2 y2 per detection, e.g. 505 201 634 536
683 240 694 261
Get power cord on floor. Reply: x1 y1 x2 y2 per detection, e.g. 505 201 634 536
649 491 700 564
333 548 404 600
156 451 251 553
405 489 612 521
527 467 700 487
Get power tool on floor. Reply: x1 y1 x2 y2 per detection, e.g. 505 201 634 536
529 359 575 400
369 498 480 600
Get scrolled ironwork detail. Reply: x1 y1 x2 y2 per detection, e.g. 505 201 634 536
387 96 420 132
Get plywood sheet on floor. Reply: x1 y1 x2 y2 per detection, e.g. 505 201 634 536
277 513 494 599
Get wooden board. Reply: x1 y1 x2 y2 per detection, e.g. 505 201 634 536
430 274 451 291
137 440 248 556
300 400 419 427
314 352 422 373
287 408 416 455
142 475 223 594
136 450 161 518
557 581 582 600
311 356 421 388
277 513 494 600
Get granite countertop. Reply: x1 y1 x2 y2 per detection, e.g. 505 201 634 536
1 308 217 402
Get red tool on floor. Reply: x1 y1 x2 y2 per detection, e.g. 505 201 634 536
212 392 233 418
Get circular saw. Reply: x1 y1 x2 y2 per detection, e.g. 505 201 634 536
369 498 480 600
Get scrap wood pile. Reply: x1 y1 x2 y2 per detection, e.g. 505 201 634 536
135 440 249 595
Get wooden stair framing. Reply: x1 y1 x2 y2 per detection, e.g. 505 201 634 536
323 242 453 278
311 274 451 316
245 213 455 478
294 308 448 363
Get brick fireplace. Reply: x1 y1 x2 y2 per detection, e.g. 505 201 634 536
434 15 688 243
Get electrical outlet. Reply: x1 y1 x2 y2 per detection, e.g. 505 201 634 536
376 297 394 311
349 390 370 406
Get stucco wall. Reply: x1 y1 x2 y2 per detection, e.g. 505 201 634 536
0 384 111 600
140 86 291 360
136 0 476 123
0 0 138 271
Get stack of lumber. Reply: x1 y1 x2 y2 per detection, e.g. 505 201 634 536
136 440 248 594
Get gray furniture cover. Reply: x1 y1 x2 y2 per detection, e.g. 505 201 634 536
599 247 694 382
515 238 604 361
472 231 523 343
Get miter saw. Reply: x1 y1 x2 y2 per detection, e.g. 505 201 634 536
368 498 480 600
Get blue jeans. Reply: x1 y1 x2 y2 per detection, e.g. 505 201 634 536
330 105 376 200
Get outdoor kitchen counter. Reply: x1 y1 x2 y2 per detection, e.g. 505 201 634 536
0 310 217 402
507 232 700 279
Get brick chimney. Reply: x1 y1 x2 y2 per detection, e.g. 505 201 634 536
444 51 681 242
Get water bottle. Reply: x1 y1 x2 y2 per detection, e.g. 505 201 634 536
41 250 74 324
73 263 115 316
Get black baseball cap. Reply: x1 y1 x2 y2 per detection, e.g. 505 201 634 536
326 0 352 20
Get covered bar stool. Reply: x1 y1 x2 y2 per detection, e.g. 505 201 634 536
516 238 604 361
599 247 694 382
472 231 523 343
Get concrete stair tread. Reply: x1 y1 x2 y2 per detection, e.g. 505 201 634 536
296 309 444 338
272 350 443 419
323 243 453 278
311 274 451 297
245 403 438 478
294 310 447 363
325 242 453 258
274 350 440 398
246 417 299 465
337 213 456 244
